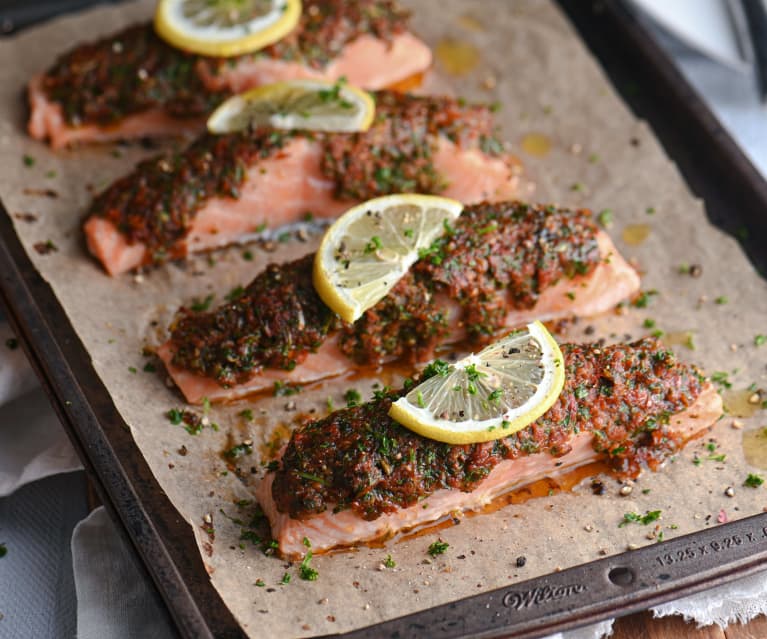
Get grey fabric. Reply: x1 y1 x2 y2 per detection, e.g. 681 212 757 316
71 507 176 639
0 471 88 639
0 387 82 497
0 322 40 408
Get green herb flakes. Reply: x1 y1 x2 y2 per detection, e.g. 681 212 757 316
274 381 302 397
190 294 214 312
632 289 658 308
619 510 661 527
710 371 732 390
344 388 362 407
364 236 383 254
597 209 613 228
427 539 449 556
299 542 319 581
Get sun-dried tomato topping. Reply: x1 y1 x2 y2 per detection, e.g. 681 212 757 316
168 203 600 383
272 338 704 520
42 1 412 125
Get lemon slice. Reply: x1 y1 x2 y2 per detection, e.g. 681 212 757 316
389 322 565 444
313 194 463 324
155 0 301 58
207 79 376 134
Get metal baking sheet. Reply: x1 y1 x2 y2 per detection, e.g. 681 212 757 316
1 1 766 637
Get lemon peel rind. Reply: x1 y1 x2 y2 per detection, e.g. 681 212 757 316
313 194 464 324
206 79 376 134
154 0 302 58
388 321 566 445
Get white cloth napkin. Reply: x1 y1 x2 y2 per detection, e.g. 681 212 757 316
71 507 176 639
0 322 81 497
548 568 767 639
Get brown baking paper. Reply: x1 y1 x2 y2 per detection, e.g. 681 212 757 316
1 1 767 636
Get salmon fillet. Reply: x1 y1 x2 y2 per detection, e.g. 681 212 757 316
252 339 720 557
84 93 519 275
28 2 431 148
157 203 640 404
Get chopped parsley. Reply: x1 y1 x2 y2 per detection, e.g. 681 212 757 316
597 209 613 228
224 442 253 459
143 362 157 373
190 294 214 312
344 388 362 407
755 334 766 347
383 554 396 568
427 539 449 556
643 318 656 329
710 371 732 390
744 473 764 488
22 154 35 167
465 364 485 382
632 289 658 308
423 359 450 379
225 286 245 302
167 408 183 425
619 510 661 527
238 408 254 421
364 236 383 254
714 296 728 305
274 381 301 397
280 572 291 585
299 538 319 581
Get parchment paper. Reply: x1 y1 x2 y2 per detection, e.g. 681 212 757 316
1 1 767 637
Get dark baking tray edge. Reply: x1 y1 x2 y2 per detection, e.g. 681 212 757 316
1 1 767 638
0 212 241 637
